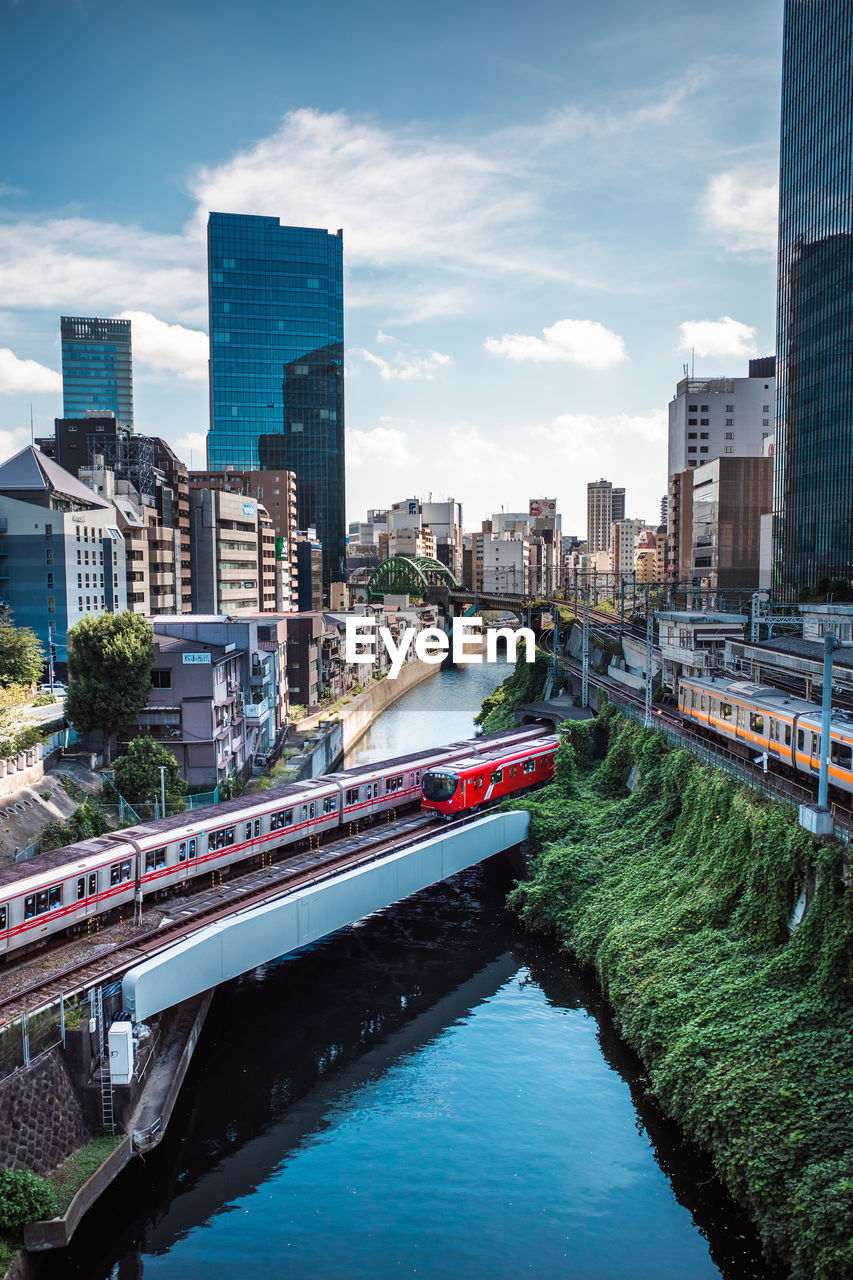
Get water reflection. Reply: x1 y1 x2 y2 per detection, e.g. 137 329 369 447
35 661 782 1280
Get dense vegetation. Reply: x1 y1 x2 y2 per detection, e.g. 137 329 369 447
507 703 853 1279
0 622 45 688
476 642 551 731
112 736 186 807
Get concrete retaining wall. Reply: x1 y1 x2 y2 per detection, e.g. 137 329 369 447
23 1137 133 1252
297 659 442 754
0 1050 89 1177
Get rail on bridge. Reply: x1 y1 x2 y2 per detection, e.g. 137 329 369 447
367 556 459 602
122 811 530 1023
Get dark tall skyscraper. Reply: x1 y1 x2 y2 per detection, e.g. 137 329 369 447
773 0 853 598
60 316 134 429
206 213 345 592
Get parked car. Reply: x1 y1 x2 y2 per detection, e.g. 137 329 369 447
39 682 66 695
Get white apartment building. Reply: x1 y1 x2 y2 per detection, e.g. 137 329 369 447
482 533 530 594
667 359 776 476
611 518 649 578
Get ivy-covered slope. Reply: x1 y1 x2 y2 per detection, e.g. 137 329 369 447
477 644 551 732
508 705 853 1280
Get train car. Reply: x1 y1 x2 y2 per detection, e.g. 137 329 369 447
421 735 560 816
678 675 853 794
0 833 138 954
327 725 551 827
0 727 551 959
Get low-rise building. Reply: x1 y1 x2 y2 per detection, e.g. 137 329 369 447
0 446 127 675
657 610 748 693
118 634 247 788
189 488 268 614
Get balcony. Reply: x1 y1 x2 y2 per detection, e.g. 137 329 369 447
245 698 269 722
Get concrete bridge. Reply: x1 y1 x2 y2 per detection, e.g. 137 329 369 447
122 811 530 1022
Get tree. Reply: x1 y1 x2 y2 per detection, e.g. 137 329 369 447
0 622 45 687
112 736 187 807
65 612 154 761
0 1169 57 1231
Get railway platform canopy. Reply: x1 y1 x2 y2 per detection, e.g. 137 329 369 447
726 634 853 700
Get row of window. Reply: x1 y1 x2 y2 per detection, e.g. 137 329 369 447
686 690 853 769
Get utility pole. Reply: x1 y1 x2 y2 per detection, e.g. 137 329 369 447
818 634 840 812
644 587 654 727
620 576 625 628
581 589 590 709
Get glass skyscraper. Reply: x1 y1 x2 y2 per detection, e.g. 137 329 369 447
773 0 853 599
206 213 345 592
60 316 134 429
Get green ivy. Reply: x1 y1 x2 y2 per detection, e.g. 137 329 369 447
476 642 551 732
0 1169 57 1232
509 702 853 1280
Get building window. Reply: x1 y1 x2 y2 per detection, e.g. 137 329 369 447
46 573 54 588
291 422 304 432
700 404 709 411
700 432 709 439
725 404 734 412
44 524 52 538
762 419 769 427
724 446 733 453
688 404 697 411
700 446 709 453
763 404 770 412
724 418 734 426
45 548 53 564
47 596 55 614
762 431 770 439
688 418 697 426
688 432 697 439
688 446 697 454
700 418 709 425
78 596 83 610
725 432 734 440
151 670 172 689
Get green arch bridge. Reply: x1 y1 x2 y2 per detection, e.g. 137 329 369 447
367 555 460 602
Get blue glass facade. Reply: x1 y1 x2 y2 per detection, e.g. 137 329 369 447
60 316 134 429
206 214 345 593
773 0 853 598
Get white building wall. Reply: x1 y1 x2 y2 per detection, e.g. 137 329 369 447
668 373 775 477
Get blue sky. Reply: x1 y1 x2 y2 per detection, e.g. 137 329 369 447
0 0 782 532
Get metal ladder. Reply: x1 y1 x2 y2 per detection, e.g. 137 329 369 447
95 986 115 1134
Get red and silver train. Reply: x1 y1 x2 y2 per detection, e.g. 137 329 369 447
422 736 558 814
679 674 853 794
0 726 558 959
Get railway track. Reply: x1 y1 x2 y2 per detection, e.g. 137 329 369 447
0 800 517 1026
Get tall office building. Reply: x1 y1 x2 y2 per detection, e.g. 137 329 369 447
668 360 775 477
206 213 345 594
60 317 134 429
586 479 625 554
773 0 853 598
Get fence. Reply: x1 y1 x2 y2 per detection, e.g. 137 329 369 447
0 981 123 1085
100 775 220 826
612 694 853 845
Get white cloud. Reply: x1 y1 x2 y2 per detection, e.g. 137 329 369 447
0 427 33 462
0 348 61 394
346 426 417 469
118 310 207 380
484 318 627 369
678 316 759 360
173 432 206 466
375 330 395 345
351 347 452 382
703 168 778 255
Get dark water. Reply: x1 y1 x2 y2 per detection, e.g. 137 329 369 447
40 660 778 1280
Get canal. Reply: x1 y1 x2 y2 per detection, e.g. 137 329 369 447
41 660 778 1280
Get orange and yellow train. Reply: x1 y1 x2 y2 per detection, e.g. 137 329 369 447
678 676 853 793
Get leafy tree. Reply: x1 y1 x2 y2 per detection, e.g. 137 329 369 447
65 612 154 761
0 1169 57 1231
112 736 187 807
0 622 45 688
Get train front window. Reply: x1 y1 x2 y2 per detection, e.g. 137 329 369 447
422 770 459 802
